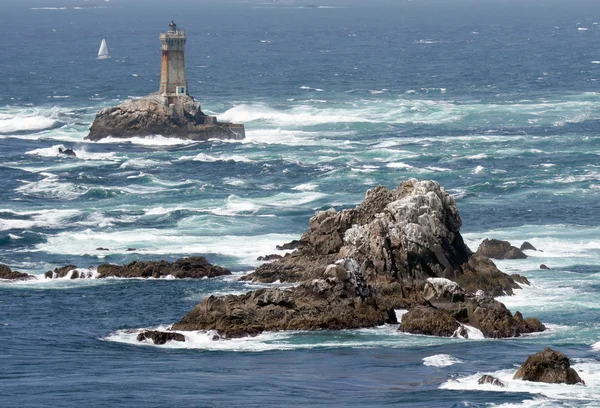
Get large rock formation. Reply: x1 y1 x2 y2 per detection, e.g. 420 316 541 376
85 94 244 142
44 257 230 279
172 259 394 338
0 264 33 280
514 348 585 384
187 179 544 339
246 180 522 307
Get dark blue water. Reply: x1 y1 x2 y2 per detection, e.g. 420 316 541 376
2 1 600 406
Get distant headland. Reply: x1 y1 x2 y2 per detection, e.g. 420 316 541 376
85 21 245 142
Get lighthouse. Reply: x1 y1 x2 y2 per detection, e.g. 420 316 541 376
159 21 188 102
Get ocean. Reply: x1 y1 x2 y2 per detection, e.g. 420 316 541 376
2 0 600 406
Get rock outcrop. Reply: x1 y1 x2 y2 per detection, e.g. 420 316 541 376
400 278 544 338
520 241 537 251
137 330 185 345
476 239 527 260
478 375 506 387
0 264 33 280
247 180 523 306
44 257 230 280
172 259 394 338
97 257 230 279
85 94 244 142
514 348 584 384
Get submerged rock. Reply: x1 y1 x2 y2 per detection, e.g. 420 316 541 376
136 330 185 345
172 258 394 338
97 256 230 279
476 239 527 260
478 375 506 387
85 94 244 142
514 348 584 385
44 265 78 279
540 264 550 270
0 264 33 280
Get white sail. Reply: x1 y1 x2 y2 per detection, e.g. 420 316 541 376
97 38 110 59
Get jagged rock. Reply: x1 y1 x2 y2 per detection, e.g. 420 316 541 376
520 241 537 251
540 264 550 270
97 256 230 279
405 279 543 338
276 240 305 250
172 258 393 338
44 265 78 279
231 180 545 338
476 239 527 260
478 375 506 387
0 264 33 280
136 330 185 345
510 274 530 285
399 305 460 337
514 348 584 385
58 147 76 157
85 94 244 142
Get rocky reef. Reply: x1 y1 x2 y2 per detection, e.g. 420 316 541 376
172 179 544 340
44 256 230 279
0 264 34 281
85 94 244 142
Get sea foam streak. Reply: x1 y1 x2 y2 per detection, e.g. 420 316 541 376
422 354 463 367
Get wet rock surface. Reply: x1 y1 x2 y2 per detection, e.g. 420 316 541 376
478 375 506 387
514 348 584 384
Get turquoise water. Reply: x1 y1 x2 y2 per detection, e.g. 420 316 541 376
2 1 600 406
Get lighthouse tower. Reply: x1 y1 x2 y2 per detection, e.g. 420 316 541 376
159 21 188 103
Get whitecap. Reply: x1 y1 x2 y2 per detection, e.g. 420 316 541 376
423 354 463 367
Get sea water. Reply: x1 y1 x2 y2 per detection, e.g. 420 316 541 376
2 0 600 406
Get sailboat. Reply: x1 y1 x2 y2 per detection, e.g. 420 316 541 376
97 38 110 60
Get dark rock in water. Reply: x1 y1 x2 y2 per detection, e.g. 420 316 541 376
540 264 550 270
96 247 109 251
44 265 78 279
58 147 76 156
172 258 392 338
404 278 544 338
276 240 305 251
85 94 244 142
478 375 506 387
476 239 527 260
257 254 283 261
97 256 230 279
455 255 521 296
126 248 137 252
510 274 530 285
520 241 537 251
514 348 585 384
136 330 185 345
399 305 461 337
0 264 33 280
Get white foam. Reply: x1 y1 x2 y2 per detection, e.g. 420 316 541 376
473 165 485 174
26 144 119 161
0 115 57 134
0 208 81 231
95 135 196 146
15 173 88 200
178 153 254 163
119 158 163 169
423 354 463 367
441 360 599 402
291 183 319 191
467 153 488 160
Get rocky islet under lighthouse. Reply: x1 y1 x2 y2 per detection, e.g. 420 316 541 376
85 22 245 142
